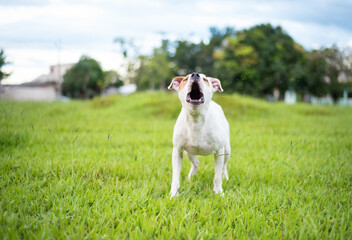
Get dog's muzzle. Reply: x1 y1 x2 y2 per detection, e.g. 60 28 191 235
186 81 205 105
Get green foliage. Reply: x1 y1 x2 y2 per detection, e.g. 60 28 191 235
173 40 201 74
304 50 329 97
214 37 259 95
130 27 235 90
301 47 352 101
215 24 307 96
133 40 174 90
130 24 351 101
103 70 123 88
172 27 235 76
1 93 352 239
0 48 11 82
62 56 104 99
318 47 348 102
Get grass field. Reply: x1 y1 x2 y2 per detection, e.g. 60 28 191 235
0 92 351 239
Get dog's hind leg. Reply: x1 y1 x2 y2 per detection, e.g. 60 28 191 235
222 144 230 181
185 151 199 181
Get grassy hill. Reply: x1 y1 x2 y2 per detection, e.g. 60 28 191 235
1 92 351 239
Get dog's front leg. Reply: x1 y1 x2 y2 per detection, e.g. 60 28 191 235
213 148 225 195
170 147 183 198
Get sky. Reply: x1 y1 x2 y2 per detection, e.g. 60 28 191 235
1 0 352 85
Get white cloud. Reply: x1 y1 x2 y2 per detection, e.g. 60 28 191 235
347 39 352 48
277 20 352 49
1 0 352 85
2 45 126 85
2 48 57 84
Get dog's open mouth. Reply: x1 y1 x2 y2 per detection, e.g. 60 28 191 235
186 83 205 105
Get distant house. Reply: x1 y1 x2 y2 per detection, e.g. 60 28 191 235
338 88 352 106
1 64 73 101
284 89 297 104
311 94 334 105
310 73 352 106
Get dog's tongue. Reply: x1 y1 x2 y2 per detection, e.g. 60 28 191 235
186 93 205 105
187 82 204 105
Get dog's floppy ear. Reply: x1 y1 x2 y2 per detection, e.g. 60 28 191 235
168 76 186 91
208 77 224 93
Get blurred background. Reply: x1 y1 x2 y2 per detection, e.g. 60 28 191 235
0 0 352 105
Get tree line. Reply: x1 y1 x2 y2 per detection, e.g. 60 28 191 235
1 23 351 101
131 24 352 102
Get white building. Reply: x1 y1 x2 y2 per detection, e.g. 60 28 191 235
1 64 73 101
284 89 297 104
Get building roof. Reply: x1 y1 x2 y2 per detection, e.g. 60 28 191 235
21 63 74 87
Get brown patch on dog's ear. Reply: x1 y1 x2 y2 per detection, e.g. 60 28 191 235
208 77 223 92
178 76 189 91
168 76 189 91
202 76 211 87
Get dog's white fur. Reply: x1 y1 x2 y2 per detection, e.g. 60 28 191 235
168 73 230 197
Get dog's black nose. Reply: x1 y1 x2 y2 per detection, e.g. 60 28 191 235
191 72 200 79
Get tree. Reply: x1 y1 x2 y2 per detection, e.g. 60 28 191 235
0 49 11 82
319 47 347 102
0 49 11 98
302 47 352 102
172 27 235 76
173 40 201 74
214 24 306 97
62 56 104 99
214 37 259 95
303 50 329 97
133 40 174 90
104 70 123 88
196 27 235 76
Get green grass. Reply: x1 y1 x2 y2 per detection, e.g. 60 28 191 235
1 92 351 239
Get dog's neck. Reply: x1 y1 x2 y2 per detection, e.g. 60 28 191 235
182 103 210 142
183 103 209 121
185 109 206 124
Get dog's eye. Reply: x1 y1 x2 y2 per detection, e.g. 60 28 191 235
203 78 209 82
182 78 188 82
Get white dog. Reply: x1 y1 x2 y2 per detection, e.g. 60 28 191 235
168 72 230 197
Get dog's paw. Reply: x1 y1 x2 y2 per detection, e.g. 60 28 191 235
170 185 179 198
213 186 223 195
213 191 224 197
169 191 179 199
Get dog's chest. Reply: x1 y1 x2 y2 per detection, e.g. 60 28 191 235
184 142 215 155
182 127 217 155
174 105 226 156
